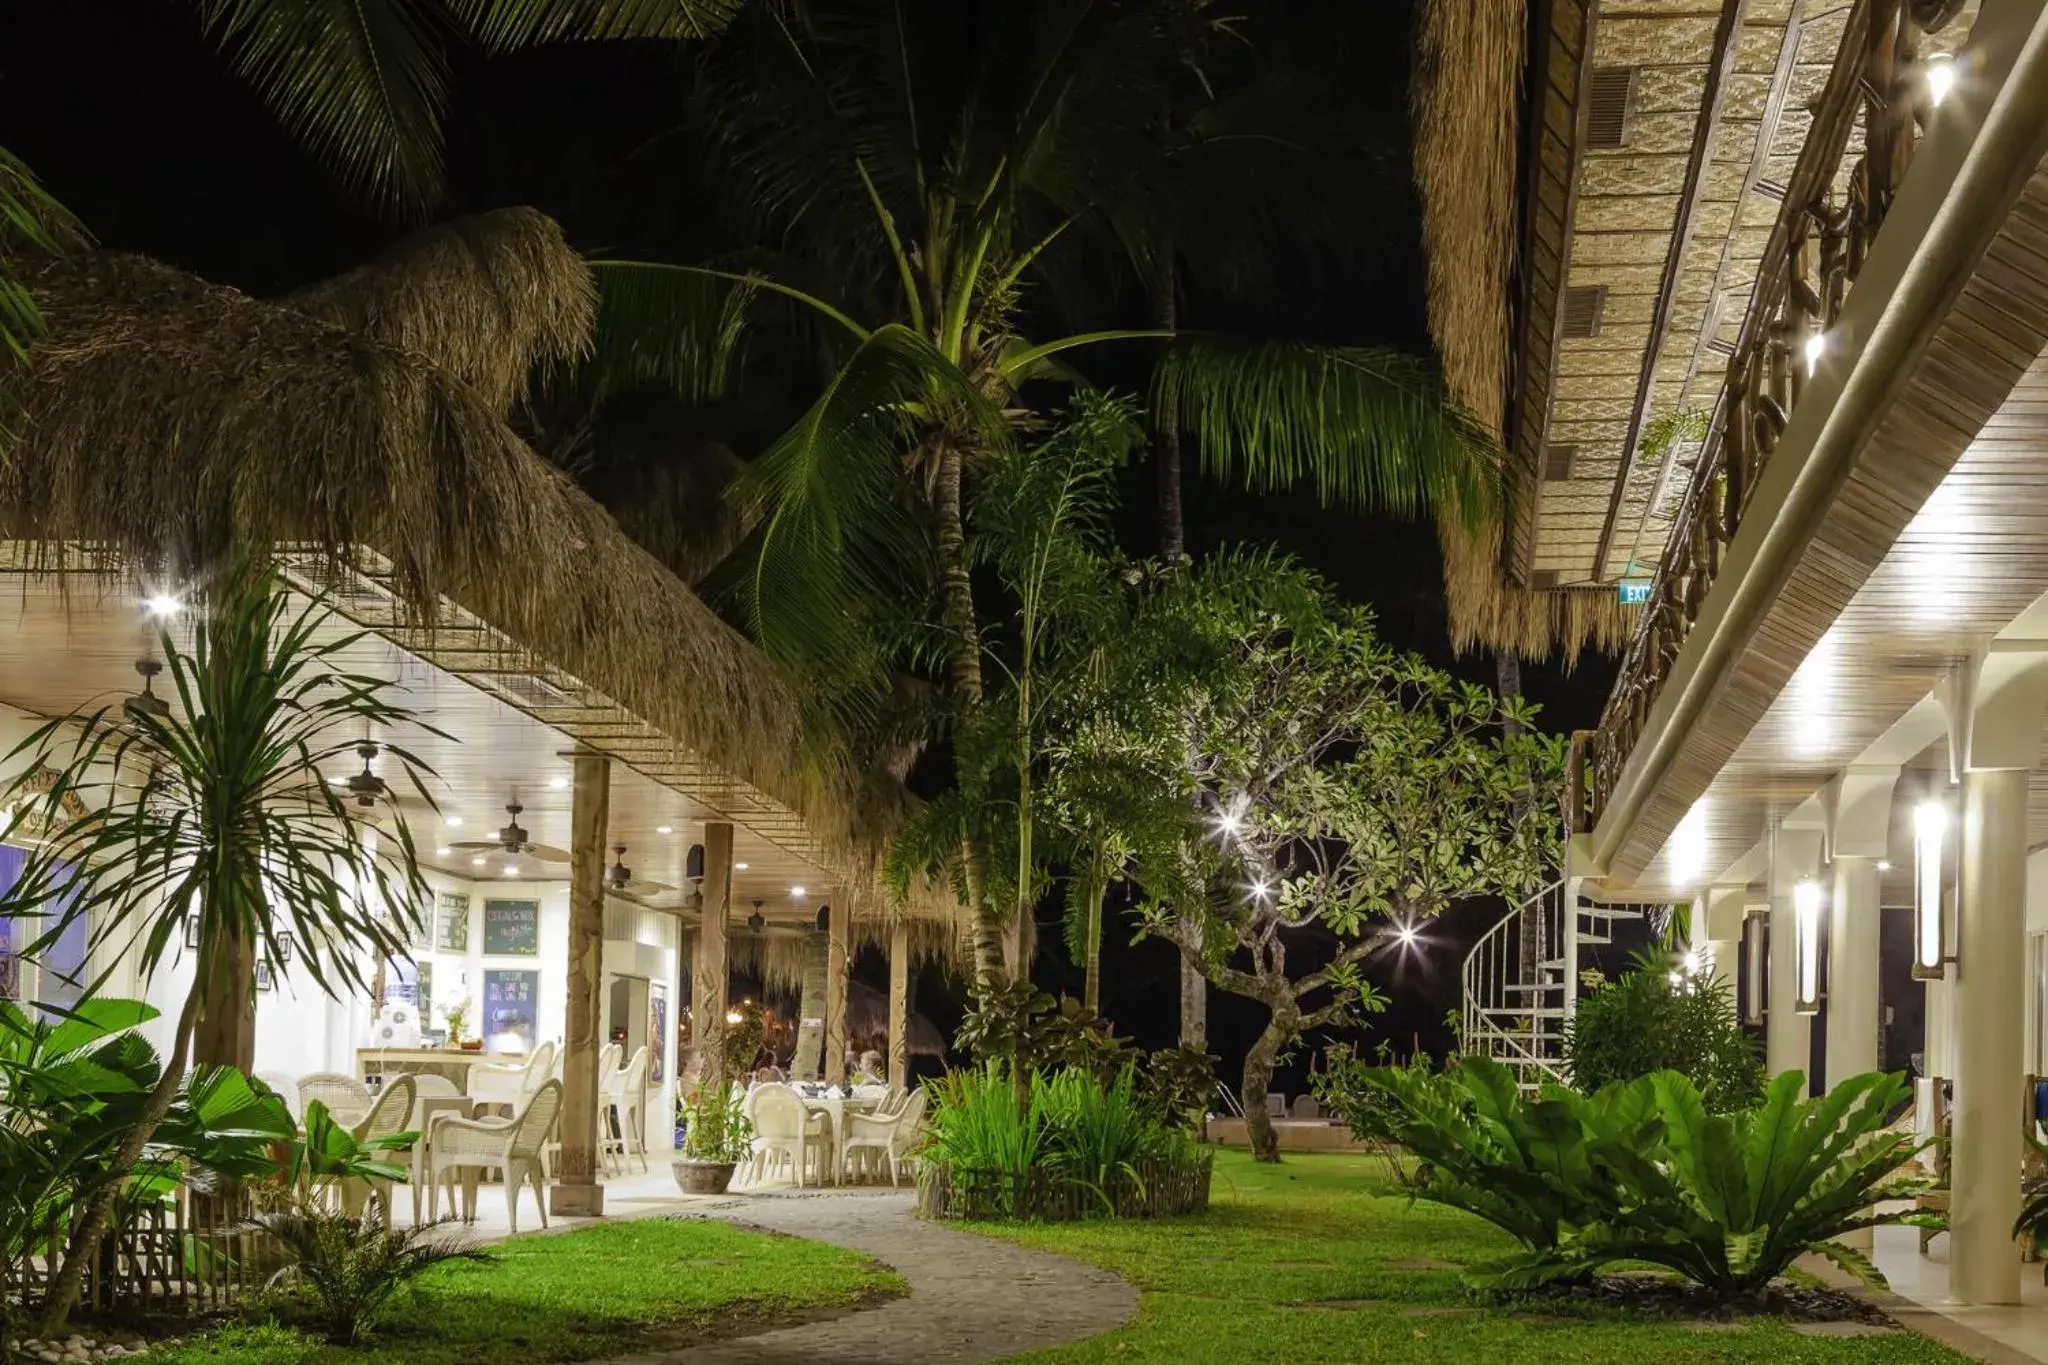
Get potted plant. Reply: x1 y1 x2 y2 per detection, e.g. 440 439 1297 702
674 1084 751 1194
443 999 479 1051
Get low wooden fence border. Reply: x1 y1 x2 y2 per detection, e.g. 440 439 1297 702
5 1196 288 1317
916 1153 1213 1223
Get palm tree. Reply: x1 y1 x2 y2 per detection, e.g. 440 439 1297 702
0 570 437 1329
0 146 68 438
593 0 1495 984
190 0 741 215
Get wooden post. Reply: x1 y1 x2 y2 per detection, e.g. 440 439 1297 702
824 897 850 1085
551 751 610 1217
692 822 734 1086
887 922 910 1090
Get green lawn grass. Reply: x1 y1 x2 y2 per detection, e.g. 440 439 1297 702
973 1148 1967 1364
135 1216 905 1365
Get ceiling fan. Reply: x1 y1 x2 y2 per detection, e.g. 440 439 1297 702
606 845 674 900
448 801 569 863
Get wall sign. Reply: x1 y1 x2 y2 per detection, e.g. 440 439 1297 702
482 899 540 956
482 969 541 1049
436 892 471 953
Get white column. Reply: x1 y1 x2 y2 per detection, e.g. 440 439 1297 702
1826 856 1883 1087
1952 767 2029 1305
1768 827 1823 1082
1946 650 2048 1307
1701 884 1747 1019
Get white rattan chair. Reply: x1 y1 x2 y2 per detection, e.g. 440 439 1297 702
427 1079 562 1233
467 1040 557 1116
336 1075 415 1224
602 1046 649 1174
296 1071 372 1126
743 1083 830 1189
842 1088 926 1186
255 1070 302 1121
402 1074 464 1224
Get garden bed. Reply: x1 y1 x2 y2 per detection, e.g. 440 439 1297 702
917 1153 1212 1222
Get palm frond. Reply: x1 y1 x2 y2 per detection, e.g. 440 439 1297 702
737 324 1002 716
586 260 765 404
0 146 73 367
196 0 451 216
451 0 739 51
1154 336 1500 528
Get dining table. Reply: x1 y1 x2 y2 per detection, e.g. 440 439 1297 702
794 1090 885 1184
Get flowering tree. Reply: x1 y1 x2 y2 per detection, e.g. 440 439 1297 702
1140 560 1564 1161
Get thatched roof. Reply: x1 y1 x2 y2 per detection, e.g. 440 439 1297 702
1413 0 1637 664
288 208 594 414
1 228 868 853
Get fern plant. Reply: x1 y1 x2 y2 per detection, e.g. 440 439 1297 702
250 1199 490 1345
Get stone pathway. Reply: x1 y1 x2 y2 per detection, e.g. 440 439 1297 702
597 1190 1138 1364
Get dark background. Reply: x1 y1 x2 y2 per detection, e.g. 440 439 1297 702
0 0 1618 1102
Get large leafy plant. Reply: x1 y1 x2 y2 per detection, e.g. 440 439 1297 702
678 1085 752 1165
1340 1056 1936 1296
1564 958 1763 1111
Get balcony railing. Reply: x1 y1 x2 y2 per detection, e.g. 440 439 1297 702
1574 0 1970 836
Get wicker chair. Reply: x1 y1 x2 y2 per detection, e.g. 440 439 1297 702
743 1083 830 1189
843 1088 926 1186
335 1075 415 1225
296 1071 373 1126
468 1040 557 1116
255 1070 302 1121
427 1079 563 1233
602 1046 649 1175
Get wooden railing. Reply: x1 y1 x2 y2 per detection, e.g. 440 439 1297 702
916 1153 1213 1222
1580 0 1970 834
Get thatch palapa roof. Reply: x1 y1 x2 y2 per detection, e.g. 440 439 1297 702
0 210 896 874
1413 0 1635 664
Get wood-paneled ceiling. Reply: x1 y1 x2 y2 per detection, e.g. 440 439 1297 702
0 561 841 926
1519 0 1977 586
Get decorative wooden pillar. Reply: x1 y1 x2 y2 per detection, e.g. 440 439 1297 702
792 931 827 1080
887 922 910 1090
551 751 610 1217
692 822 734 1085
824 897 850 1085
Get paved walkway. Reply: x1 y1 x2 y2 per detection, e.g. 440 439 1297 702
607 1190 1139 1364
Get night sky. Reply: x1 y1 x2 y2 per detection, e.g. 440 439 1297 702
1 2 1618 1099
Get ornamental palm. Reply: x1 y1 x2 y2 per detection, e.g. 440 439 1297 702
594 0 1495 979
0 567 438 1328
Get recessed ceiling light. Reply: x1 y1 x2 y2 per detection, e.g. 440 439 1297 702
548 776 567 790
501 865 519 878
470 856 487 868
435 846 452 857
327 777 348 788
445 816 464 828
790 885 806 898
734 862 750 871
656 825 673 835
1877 860 1892 872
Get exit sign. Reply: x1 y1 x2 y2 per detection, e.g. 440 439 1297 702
1618 579 1653 605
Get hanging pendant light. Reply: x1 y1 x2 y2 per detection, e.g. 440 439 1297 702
747 900 766 935
344 741 388 808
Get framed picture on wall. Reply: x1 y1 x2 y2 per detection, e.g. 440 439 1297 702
482 900 540 956
482 969 540 1049
274 931 294 965
184 916 202 952
255 960 274 992
649 984 668 1084
436 892 471 953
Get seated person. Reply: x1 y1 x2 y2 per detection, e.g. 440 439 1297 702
853 1049 886 1085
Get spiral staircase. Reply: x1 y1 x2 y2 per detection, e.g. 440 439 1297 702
1459 880 1648 1091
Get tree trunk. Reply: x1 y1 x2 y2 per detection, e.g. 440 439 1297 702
190 917 255 1071
1153 277 1184 563
40 981 205 1330
1082 870 1106 1014
1241 1009 1292 1165
933 440 1005 989
793 928 828 1080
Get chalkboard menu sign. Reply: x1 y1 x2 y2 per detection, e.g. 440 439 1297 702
482 969 540 1048
482 899 540 956
435 892 471 953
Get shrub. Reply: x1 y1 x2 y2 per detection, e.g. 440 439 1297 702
1341 1056 1937 1296
250 1200 490 1344
678 1084 752 1164
1564 960 1763 1111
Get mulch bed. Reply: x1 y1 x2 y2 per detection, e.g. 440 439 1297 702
1505 1274 1896 1327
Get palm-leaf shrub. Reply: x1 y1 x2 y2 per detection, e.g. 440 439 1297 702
1346 1057 1936 1295
920 1063 1045 1186
249 1199 490 1344
1036 1066 1162 1209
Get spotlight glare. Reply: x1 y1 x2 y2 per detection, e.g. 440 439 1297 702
142 594 181 617
1926 53 1956 107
